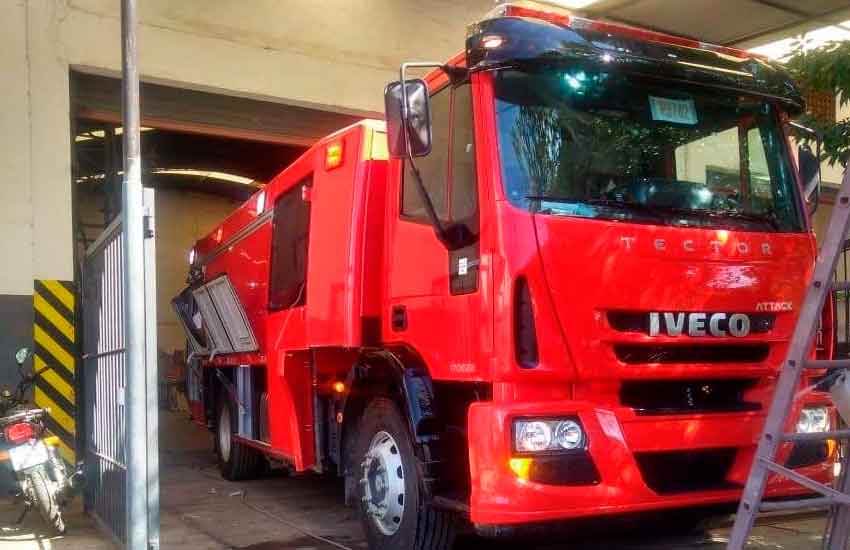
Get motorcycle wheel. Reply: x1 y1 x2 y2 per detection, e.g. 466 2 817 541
28 467 66 535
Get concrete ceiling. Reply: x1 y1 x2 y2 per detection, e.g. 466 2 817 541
576 0 850 47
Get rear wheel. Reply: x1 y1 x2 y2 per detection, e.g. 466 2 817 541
215 393 262 481
354 398 455 550
28 467 65 535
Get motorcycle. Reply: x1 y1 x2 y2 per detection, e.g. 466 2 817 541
0 347 82 534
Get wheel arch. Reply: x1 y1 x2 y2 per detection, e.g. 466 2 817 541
338 347 440 504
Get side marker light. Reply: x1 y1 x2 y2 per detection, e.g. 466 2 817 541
325 142 344 171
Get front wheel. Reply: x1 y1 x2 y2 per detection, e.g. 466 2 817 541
28 467 66 534
353 398 455 550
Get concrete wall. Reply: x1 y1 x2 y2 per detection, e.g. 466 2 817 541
155 189 240 354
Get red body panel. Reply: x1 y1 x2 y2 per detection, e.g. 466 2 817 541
184 13 834 529
195 122 389 467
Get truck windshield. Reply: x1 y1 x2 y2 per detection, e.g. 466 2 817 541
494 68 804 232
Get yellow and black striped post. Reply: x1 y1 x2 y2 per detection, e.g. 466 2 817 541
32 279 77 464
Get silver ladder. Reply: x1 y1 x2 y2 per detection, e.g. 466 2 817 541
728 167 850 549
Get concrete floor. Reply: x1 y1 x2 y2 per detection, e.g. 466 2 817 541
0 411 835 549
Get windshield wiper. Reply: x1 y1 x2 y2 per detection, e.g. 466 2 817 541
526 196 781 229
525 195 659 216
581 198 669 219
718 210 780 230
677 207 781 230
524 195 576 203
525 196 669 220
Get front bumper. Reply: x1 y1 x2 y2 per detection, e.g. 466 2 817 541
468 400 834 527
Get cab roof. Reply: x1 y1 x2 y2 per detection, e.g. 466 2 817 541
466 4 804 114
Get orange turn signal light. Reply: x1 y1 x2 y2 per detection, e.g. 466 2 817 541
508 457 532 481
325 142 344 171
332 381 346 394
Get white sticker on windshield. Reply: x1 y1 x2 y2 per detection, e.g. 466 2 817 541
649 96 697 125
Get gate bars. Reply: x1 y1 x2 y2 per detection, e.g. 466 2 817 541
81 2 159 547
82 189 158 549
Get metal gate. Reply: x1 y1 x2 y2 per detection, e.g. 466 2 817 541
82 188 159 547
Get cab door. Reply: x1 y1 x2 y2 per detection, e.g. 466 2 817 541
384 75 491 381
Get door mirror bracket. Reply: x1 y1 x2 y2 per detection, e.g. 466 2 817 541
384 62 470 251
790 121 823 215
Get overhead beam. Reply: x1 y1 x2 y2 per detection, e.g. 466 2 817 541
721 4 850 46
580 1 707 43
579 0 850 48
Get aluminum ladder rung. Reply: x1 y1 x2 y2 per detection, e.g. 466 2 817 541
805 359 850 370
833 280 850 292
783 429 850 442
760 497 837 512
760 459 850 506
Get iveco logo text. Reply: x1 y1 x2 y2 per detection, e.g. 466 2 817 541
649 312 751 338
620 236 772 256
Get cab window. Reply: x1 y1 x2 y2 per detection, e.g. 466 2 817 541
402 82 478 232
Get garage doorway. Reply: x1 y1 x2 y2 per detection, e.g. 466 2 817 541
69 71 361 536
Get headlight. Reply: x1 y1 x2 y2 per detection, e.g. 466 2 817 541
797 406 830 434
514 419 584 453
188 248 196 265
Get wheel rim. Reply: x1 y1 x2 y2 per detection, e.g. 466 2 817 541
360 430 405 536
218 405 232 462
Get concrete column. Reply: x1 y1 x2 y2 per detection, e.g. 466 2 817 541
0 0 35 296
28 0 74 283
0 0 73 394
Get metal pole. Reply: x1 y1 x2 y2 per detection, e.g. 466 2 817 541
121 1 149 549
143 188 160 550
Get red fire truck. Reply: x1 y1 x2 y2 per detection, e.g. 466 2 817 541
173 4 837 549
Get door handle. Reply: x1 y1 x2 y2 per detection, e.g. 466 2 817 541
391 305 407 332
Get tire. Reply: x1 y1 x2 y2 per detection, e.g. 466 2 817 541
28 468 66 535
353 398 455 550
215 393 262 481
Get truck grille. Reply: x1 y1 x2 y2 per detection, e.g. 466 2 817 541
614 344 770 364
635 448 739 494
620 379 760 415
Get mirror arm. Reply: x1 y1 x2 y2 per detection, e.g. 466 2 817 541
399 61 444 160
803 140 823 200
407 161 454 247
789 120 819 139
789 120 824 205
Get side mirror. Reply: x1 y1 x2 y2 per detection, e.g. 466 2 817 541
15 347 29 366
799 144 821 215
384 79 432 158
